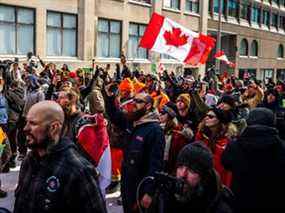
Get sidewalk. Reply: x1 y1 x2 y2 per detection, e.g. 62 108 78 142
0 163 123 213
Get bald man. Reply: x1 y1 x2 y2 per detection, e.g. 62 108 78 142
14 101 107 213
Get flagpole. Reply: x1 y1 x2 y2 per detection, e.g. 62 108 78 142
215 0 222 73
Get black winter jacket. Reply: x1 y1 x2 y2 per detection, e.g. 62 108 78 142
221 125 285 212
14 137 107 213
105 96 165 213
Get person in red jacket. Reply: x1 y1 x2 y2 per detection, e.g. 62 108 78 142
195 107 237 187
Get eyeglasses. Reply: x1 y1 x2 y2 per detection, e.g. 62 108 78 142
205 114 216 119
133 98 146 104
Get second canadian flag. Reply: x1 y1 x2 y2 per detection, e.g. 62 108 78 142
139 13 215 66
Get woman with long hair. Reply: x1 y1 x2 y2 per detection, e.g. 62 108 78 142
196 107 238 187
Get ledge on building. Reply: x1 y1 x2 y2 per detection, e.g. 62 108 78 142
239 55 249 59
128 0 152 7
277 57 285 60
184 11 200 18
45 56 81 63
127 58 151 64
95 57 121 63
162 7 181 14
160 58 182 64
0 55 26 61
249 56 258 59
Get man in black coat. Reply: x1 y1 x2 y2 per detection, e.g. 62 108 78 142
222 107 285 212
14 101 106 213
104 84 165 213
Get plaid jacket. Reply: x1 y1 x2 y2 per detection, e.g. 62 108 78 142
14 137 107 213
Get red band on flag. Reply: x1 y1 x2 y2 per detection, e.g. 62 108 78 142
139 13 165 49
184 34 215 66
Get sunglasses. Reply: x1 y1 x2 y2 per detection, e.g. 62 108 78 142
205 114 216 119
133 98 146 104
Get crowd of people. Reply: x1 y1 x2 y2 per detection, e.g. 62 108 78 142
0 53 285 213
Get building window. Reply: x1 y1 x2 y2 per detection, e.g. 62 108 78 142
185 0 199 14
47 12 77 56
272 13 278 28
240 0 249 20
240 39 248 56
262 10 270 27
213 0 226 14
228 0 238 18
251 6 260 24
279 15 285 30
164 0 180 10
272 0 280 5
0 5 35 55
278 44 284 58
128 23 147 59
250 40 258 57
97 19 121 58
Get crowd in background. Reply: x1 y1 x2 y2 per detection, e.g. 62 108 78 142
0 52 285 213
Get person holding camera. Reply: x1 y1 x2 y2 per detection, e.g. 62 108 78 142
162 142 234 213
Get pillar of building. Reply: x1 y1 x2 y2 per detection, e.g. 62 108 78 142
78 0 95 61
198 0 210 78
35 7 46 57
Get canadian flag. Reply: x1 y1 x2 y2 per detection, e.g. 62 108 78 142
214 50 236 68
139 13 215 66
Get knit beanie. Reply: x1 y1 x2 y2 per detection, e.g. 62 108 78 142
219 95 236 109
210 107 232 124
176 142 213 176
177 93 191 109
119 78 134 93
246 107 275 127
161 102 177 119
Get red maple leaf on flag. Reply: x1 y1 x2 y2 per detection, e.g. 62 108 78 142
163 27 189 47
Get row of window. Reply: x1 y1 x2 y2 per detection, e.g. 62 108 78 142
239 38 285 58
211 0 285 30
131 0 200 13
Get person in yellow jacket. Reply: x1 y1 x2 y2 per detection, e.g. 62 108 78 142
0 127 11 198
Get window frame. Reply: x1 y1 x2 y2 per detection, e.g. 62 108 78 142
0 4 35 55
240 39 249 56
97 18 122 58
164 0 181 10
128 22 148 59
250 40 258 57
185 0 200 14
228 0 238 18
46 10 78 57
278 44 284 58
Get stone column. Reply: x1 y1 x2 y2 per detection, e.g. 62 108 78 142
78 0 95 61
198 0 210 78
35 7 46 57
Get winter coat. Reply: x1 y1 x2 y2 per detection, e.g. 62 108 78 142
161 123 189 175
105 96 165 213
22 88 45 117
5 87 25 124
221 125 285 212
0 93 8 125
14 137 107 213
196 127 234 188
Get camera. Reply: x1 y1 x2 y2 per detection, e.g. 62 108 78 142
154 172 185 196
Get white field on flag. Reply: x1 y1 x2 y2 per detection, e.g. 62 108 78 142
151 17 199 62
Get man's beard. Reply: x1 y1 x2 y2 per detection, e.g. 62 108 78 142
126 107 147 122
175 182 204 204
26 126 54 150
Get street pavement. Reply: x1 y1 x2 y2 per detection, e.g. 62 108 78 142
0 162 123 213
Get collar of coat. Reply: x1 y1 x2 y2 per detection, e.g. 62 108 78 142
133 109 159 127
